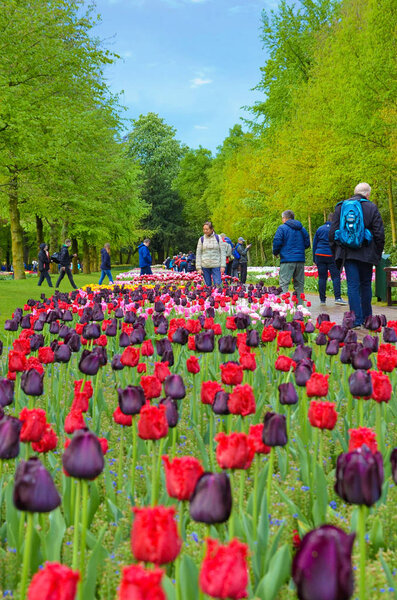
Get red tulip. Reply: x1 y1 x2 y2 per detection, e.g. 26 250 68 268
154 362 171 383
186 355 200 374
308 401 338 430
239 352 256 371
140 375 162 400
226 317 237 331
113 407 133 426
117 564 166 600
162 455 204 501
71 392 89 413
306 373 329 398
228 384 256 416
201 381 223 405
199 538 249 599
31 424 58 453
19 407 47 443
73 379 93 398
138 404 168 440
137 362 147 374
8 350 27 373
13 339 31 355
131 506 182 565
141 340 154 357
121 347 140 367
348 427 378 453
248 424 271 455
275 355 296 372
370 371 392 403
277 331 293 348
38 347 55 364
28 562 80 600
64 410 86 434
220 362 243 386
215 432 255 470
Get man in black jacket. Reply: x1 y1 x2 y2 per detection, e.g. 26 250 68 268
37 243 53 288
329 182 385 328
55 239 78 290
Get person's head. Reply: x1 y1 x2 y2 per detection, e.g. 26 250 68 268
354 182 371 199
238 237 245 244
282 210 295 223
327 212 334 222
65 239 72 247
203 221 214 236
143 238 150 247
104 242 110 253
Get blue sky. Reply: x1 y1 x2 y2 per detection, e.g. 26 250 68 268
87 0 276 153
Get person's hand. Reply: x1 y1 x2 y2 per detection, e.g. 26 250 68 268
247 244 252 249
221 267 225 274
198 268 202 275
61 266 66 271
73 253 77 258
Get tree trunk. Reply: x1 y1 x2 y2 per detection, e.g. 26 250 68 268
36 215 44 247
126 247 133 264
22 232 30 267
61 220 68 241
72 238 79 274
308 214 313 246
83 239 91 274
119 249 123 265
49 222 59 274
89 246 98 272
157 248 164 263
259 238 265 264
388 177 396 247
8 175 26 279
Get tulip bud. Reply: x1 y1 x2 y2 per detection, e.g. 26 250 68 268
278 382 298 405
0 415 22 458
21 369 44 396
195 330 215 353
262 412 287 446
62 429 105 480
351 347 372 370
118 386 145 415
335 445 383 506
349 370 372 398
13 457 61 512
78 350 100 376
159 397 179 428
212 391 230 415
189 472 232 524
164 374 186 399
0 378 14 407
218 335 237 354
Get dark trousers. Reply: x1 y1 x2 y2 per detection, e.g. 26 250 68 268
344 260 373 326
38 270 53 287
225 261 232 276
315 257 341 301
240 263 248 284
56 266 77 289
140 266 152 275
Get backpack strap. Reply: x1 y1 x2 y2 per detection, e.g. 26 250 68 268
201 234 220 244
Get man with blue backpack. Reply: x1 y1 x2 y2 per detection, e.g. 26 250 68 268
329 182 385 328
313 213 346 306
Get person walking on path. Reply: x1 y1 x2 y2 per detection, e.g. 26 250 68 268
220 233 234 277
272 210 310 298
196 221 226 286
329 182 385 328
98 243 114 284
55 239 78 290
313 214 346 306
37 243 53 288
231 237 251 283
138 239 153 275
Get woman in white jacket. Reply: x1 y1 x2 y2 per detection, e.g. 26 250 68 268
196 221 226 286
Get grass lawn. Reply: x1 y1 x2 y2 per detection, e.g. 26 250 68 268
0 266 130 332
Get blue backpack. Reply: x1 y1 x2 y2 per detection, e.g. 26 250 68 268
232 244 241 260
334 198 373 248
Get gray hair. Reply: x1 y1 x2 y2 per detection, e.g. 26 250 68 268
354 182 371 198
282 210 295 220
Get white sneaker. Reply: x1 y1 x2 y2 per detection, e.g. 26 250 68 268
335 298 348 305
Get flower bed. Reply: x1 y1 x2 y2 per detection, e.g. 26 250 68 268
0 275 396 599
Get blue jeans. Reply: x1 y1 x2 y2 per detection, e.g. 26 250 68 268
315 257 341 301
140 266 152 275
344 260 373 326
202 267 222 286
99 269 114 284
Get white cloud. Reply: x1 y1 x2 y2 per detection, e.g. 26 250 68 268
190 77 213 88
194 125 209 129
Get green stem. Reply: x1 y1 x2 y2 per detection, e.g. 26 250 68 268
192 375 197 423
358 505 367 600
131 419 137 502
238 469 246 514
209 409 215 471
151 440 157 506
228 471 235 539
72 479 81 570
266 448 274 515
319 430 324 471
359 400 364 428
171 426 177 459
154 437 165 504
376 403 383 453
20 512 34 600
252 458 259 540
117 430 125 491
79 481 89 599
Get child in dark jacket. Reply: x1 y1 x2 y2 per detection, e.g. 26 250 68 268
38 243 53 288
55 239 78 290
138 239 152 275
99 243 114 284
313 214 345 306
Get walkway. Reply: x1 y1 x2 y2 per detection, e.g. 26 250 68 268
306 293 397 324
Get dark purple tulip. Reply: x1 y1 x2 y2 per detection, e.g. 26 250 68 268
342 311 356 329
67 333 81 353
326 339 340 356
92 346 107 367
349 370 372 397
340 343 356 365
58 325 71 339
159 397 179 427
315 333 327 346
362 335 378 353
130 327 146 345
292 345 312 362
119 331 131 347
46 310 58 324
272 314 286 330
156 338 172 356
261 306 273 318
92 306 104 321
118 385 145 415
0 416 21 458
195 330 215 353
278 382 298 405
206 307 215 319
344 330 358 344
114 307 124 319
234 312 251 330
4 319 19 332
161 349 174 367
246 330 260 347
390 448 397 485
63 429 104 480
164 374 186 399
62 310 73 322
13 457 61 512
295 364 312 387
83 323 101 340
262 412 287 446
351 347 372 370
154 301 165 313
54 344 71 363
304 321 315 334
379 314 387 327
104 320 116 337
0 379 14 407
189 472 232 524
156 320 168 335
316 313 330 325
292 525 355 600
21 369 44 396
328 325 347 343
218 335 237 354
33 319 44 332
30 334 44 351
293 311 304 321
111 354 124 371
364 315 381 331
21 315 32 329
383 327 397 343
172 327 189 346
49 321 60 335
78 350 100 376
212 391 230 415
335 445 383 507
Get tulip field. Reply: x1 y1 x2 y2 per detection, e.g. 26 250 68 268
0 275 397 600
